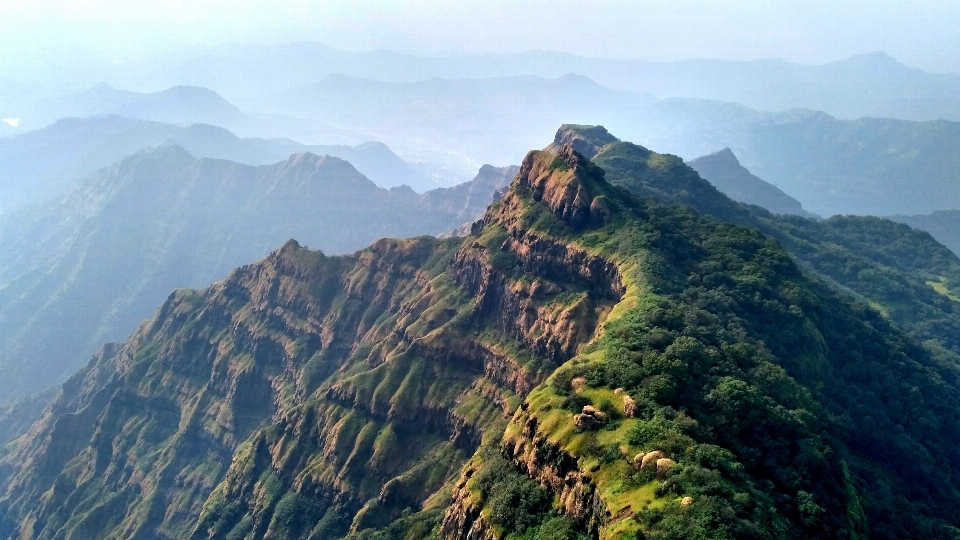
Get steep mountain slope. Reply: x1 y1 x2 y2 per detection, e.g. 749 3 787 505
444 143 960 540
890 210 960 259
687 148 814 218
4 137 960 539
0 117 419 212
417 164 520 221
0 148 513 401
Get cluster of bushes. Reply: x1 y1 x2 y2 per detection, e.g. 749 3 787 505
473 446 587 539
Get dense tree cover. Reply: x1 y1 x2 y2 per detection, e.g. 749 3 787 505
475 141 960 538
589 131 960 358
473 446 588 540
892 210 960 260
573 203 960 538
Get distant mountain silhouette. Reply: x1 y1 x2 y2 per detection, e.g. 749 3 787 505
63 44 960 122
276 73 655 175
688 148 815 218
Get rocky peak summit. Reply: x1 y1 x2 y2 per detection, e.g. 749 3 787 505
545 124 619 159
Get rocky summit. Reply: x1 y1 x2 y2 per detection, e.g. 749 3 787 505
3 129 960 540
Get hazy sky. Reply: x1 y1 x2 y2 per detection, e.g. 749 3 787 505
2 0 959 74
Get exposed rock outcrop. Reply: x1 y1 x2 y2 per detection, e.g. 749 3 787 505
622 394 637 418
545 125 619 160
575 405 606 430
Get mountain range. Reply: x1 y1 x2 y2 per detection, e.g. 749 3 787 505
279 75 960 218
0 146 515 402
1 83 364 145
2 126 960 539
274 73 654 175
270 73 960 217
6 75 960 217
624 101 960 216
8 44 960 123
0 116 432 213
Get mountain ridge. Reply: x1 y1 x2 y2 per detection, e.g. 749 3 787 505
0 146 515 402
0 115 429 213
3 128 960 538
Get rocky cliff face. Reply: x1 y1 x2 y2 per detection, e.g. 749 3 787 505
0 146 620 539
437 135 960 540
5 130 960 540
0 148 516 404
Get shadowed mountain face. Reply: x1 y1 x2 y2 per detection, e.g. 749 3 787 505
0 147 514 401
687 148 814 218
3 128 960 539
0 117 428 213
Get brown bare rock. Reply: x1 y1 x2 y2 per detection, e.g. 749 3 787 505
515 144 594 229
545 124 620 160
641 451 665 469
623 394 637 418
575 413 599 430
656 458 676 479
590 195 611 227
575 405 607 431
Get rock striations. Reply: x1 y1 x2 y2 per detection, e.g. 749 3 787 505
0 148 515 404
3 129 960 539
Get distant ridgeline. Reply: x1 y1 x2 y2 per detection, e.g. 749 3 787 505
0 115 432 214
2 126 960 540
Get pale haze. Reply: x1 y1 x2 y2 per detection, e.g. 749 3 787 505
2 0 960 76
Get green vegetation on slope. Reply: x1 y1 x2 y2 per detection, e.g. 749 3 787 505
582 125 960 358
452 137 960 539
5 126 960 540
